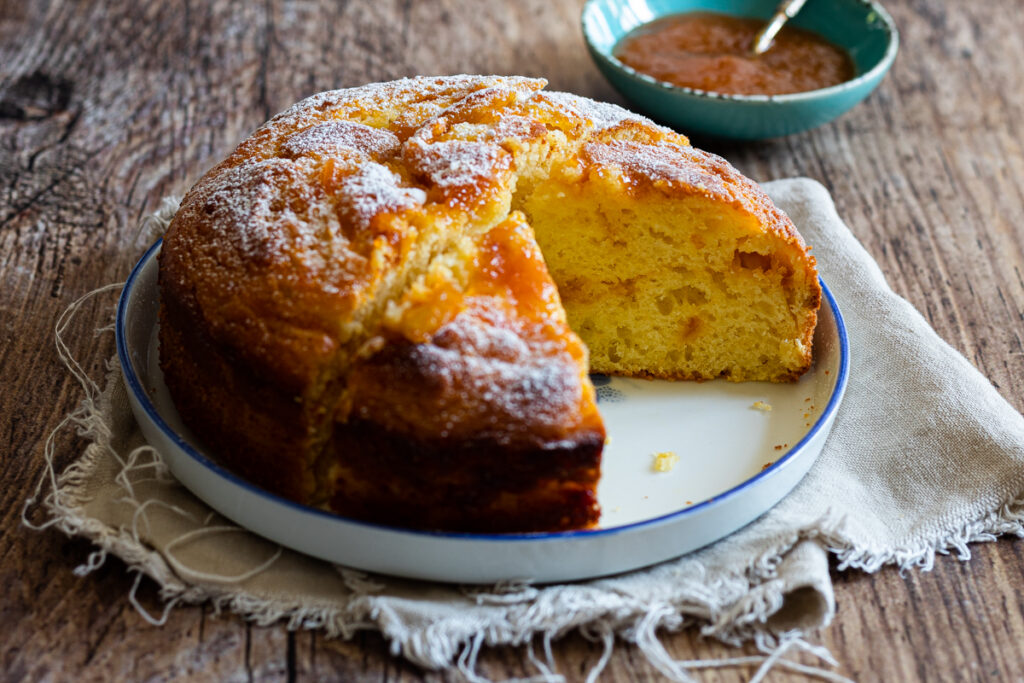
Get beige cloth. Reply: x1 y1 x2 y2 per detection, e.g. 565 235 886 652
28 178 1024 681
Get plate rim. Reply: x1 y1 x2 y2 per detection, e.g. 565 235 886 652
116 239 850 543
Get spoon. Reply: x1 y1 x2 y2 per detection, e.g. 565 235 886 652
751 0 810 55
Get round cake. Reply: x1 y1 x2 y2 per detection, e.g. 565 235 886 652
158 75 820 532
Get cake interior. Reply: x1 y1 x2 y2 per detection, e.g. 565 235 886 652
518 178 817 381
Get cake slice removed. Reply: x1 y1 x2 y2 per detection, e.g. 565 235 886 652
326 213 605 532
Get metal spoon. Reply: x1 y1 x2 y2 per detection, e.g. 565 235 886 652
751 0 810 55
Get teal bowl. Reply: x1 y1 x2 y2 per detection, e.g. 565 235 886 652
582 0 899 140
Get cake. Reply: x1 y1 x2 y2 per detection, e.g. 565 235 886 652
158 75 820 532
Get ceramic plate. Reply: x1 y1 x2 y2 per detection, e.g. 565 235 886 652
117 242 849 583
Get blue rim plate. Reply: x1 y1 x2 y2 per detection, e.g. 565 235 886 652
117 241 849 583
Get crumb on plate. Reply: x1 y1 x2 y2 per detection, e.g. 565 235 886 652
651 451 680 473
751 401 772 412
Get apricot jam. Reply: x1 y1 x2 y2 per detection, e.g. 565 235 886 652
613 12 855 96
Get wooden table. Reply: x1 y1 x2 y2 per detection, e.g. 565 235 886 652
4 1 1023 679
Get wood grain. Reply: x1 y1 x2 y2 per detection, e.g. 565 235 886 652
2 0 1023 680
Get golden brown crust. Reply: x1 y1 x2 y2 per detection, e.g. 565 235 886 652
159 75 819 532
158 291 321 501
579 136 813 254
327 419 602 532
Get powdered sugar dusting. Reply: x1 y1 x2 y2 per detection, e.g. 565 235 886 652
405 138 510 189
270 75 545 138
280 121 400 162
487 114 544 143
337 163 427 229
286 75 514 117
584 140 729 198
543 91 647 131
432 309 532 362
363 305 584 441
196 158 317 262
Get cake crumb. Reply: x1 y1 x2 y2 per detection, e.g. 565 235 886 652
762 461 774 471
651 451 680 472
604 436 612 446
751 400 772 412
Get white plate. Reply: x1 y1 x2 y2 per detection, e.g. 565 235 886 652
117 242 849 584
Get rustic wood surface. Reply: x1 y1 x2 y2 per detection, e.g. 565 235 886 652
3 0 1023 680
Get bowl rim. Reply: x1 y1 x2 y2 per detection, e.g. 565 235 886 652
581 0 900 104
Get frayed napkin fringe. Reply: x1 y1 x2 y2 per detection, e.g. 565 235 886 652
826 499 1024 575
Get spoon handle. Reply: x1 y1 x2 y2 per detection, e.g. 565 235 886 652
752 0 810 55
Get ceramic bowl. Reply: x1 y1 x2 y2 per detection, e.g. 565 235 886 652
582 0 899 140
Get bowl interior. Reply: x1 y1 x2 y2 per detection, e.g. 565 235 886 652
585 0 894 82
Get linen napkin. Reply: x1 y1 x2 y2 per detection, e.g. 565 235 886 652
28 178 1024 681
